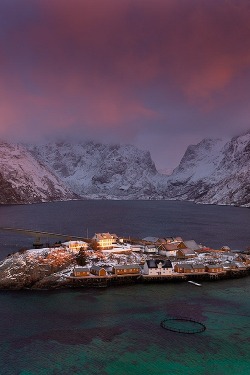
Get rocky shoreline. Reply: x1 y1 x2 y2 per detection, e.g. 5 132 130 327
1 236 250 291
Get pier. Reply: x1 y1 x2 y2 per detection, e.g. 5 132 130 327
63 268 250 289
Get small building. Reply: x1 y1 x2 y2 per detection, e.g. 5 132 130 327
221 245 231 252
234 254 246 263
63 240 88 253
144 245 158 254
222 261 241 271
243 256 250 265
235 262 247 270
221 252 236 262
73 267 90 277
92 233 113 249
178 240 201 252
164 237 176 243
130 245 144 252
228 262 238 270
221 263 231 271
205 264 224 273
143 259 172 276
158 243 178 257
142 236 161 244
176 248 196 259
192 264 206 273
174 263 193 273
90 265 107 276
112 264 141 276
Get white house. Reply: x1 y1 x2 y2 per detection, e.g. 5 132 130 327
158 243 178 257
144 245 158 254
143 259 172 276
220 252 236 262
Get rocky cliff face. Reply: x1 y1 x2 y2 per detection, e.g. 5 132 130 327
166 132 250 207
29 141 168 199
1 133 249 206
0 141 77 204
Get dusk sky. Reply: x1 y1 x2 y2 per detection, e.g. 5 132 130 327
1 0 250 171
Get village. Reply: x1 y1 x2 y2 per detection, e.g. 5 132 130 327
14 231 250 289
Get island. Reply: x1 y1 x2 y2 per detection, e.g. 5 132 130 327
0 233 249 290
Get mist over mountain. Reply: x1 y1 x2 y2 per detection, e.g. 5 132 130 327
28 141 168 199
1 132 249 207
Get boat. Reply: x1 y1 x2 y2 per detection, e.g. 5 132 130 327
188 280 202 287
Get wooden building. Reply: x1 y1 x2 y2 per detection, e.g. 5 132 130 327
158 243 178 257
73 267 90 277
177 240 201 252
90 265 107 276
112 264 141 276
205 264 224 273
176 248 196 259
192 264 206 273
174 263 193 273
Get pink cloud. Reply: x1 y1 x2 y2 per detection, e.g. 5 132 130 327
1 0 250 157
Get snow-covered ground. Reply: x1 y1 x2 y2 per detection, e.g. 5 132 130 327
0 141 76 204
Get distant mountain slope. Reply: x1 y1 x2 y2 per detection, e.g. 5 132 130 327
166 132 250 207
0 141 76 204
1 133 249 207
29 141 168 199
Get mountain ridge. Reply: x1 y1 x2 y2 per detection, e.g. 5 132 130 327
0 141 77 204
0 132 249 207
167 132 250 207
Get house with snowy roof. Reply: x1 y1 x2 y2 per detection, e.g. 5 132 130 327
72 267 90 277
63 240 88 253
164 236 183 243
234 262 247 270
144 245 158 254
90 265 107 276
220 252 236 262
178 240 201 252
176 248 196 259
158 243 179 257
143 259 172 276
92 233 114 249
142 236 161 244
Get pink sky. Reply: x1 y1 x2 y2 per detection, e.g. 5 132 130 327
0 0 250 170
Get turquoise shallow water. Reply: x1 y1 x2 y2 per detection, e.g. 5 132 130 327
1 278 250 375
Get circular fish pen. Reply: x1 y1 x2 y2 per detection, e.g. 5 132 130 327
160 316 206 334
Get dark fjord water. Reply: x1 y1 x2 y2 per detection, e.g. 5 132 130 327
0 200 249 258
0 200 250 374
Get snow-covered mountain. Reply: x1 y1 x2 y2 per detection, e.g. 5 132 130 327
1 132 249 206
29 141 168 199
0 141 77 204
167 132 250 207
